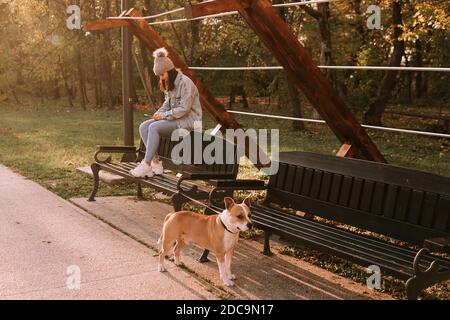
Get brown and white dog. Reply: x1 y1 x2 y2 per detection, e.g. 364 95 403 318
158 196 252 286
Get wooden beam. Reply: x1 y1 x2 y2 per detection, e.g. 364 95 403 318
233 0 385 163
184 0 249 19
336 143 353 158
83 19 128 31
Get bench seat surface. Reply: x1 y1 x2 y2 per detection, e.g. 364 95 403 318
97 161 211 194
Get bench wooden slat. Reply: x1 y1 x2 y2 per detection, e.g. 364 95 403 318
329 174 342 204
349 177 363 209
360 179 374 212
292 166 304 195
420 192 438 228
318 171 332 202
339 175 353 207
284 164 296 193
408 190 424 225
394 187 411 222
434 196 450 232
300 168 314 197
276 163 288 190
371 182 386 215
310 169 323 199
383 184 399 219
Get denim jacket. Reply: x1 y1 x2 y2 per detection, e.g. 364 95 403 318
155 71 202 130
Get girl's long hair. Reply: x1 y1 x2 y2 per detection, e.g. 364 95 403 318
159 68 178 92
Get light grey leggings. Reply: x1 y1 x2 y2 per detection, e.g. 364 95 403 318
139 119 178 162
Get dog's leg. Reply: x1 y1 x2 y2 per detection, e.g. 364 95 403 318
217 254 234 286
158 239 173 272
173 239 185 266
225 249 236 280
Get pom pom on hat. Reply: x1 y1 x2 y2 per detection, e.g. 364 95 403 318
153 47 175 76
153 47 169 59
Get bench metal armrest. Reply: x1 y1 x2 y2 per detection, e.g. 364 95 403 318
424 237 450 254
94 145 139 163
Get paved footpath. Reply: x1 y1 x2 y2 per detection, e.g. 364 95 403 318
0 164 216 300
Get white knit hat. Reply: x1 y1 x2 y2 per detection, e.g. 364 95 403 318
153 48 175 76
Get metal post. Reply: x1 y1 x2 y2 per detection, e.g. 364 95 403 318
122 0 134 154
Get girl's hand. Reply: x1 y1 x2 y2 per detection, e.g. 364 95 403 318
152 114 162 120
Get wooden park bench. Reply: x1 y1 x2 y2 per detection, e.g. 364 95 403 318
251 151 450 299
88 131 264 211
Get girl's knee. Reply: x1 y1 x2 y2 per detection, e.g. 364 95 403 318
148 120 163 133
139 120 153 135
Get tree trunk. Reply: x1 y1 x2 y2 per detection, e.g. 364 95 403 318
189 2 202 66
10 86 20 104
364 1 405 125
344 0 367 95
76 0 88 109
59 61 74 108
141 0 159 107
103 0 115 110
414 39 423 99
317 3 336 86
301 3 335 120
286 75 304 130
404 54 412 103
76 48 87 110
53 79 60 100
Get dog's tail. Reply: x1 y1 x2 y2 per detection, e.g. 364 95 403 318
158 212 176 251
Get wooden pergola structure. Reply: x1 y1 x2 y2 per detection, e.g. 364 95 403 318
84 0 385 164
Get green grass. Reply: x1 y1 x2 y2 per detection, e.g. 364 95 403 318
0 104 139 199
0 101 448 200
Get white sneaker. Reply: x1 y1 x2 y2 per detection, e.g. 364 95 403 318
151 160 164 175
130 161 154 178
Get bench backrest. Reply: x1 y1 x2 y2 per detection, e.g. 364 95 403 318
138 131 239 177
266 152 450 245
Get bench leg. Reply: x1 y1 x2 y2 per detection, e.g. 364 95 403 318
137 183 144 199
405 248 450 300
199 249 210 263
263 231 272 256
88 163 101 202
171 192 186 212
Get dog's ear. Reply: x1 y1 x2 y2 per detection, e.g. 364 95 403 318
224 197 235 211
243 195 251 208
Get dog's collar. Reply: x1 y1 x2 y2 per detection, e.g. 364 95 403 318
220 216 239 234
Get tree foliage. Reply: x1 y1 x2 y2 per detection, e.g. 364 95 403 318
0 0 448 123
